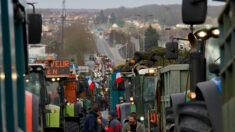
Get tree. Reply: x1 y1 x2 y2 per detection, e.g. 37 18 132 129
100 10 106 23
62 22 96 64
116 19 125 27
95 10 107 24
144 25 160 50
110 12 116 24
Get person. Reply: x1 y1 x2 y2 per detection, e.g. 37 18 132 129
122 112 145 132
106 111 122 132
98 113 109 132
82 105 100 132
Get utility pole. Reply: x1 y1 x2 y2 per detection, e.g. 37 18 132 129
61 0 66 48
126 43 128 58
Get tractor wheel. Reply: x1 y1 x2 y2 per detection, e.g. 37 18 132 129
65 121 79 132
79 117 85 132
165 107 175 132
175 101 212 132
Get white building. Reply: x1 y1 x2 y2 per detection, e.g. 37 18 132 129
28 44 56 60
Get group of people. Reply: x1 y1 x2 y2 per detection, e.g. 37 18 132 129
82 106 145 132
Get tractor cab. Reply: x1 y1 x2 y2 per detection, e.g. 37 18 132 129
24 64 48 131
117 68 159 131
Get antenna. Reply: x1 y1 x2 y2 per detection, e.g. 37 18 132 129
61 0 66 47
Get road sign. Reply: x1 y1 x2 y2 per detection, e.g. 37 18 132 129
97 28 103 32
35 60 70 77
77 66 89 73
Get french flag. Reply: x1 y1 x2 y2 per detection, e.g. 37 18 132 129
87 78 94 90
116 70 122 84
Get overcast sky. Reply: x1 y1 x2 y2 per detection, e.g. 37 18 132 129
30 0 224 9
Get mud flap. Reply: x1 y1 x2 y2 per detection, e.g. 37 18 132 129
196 81 222 132
170 93 185 115
32 95 39 132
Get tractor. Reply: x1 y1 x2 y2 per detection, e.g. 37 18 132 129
0 0 42 131
160 0 234 132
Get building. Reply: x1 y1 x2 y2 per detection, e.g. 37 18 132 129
28 44 56 60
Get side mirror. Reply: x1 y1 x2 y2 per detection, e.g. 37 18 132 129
47 94 51 105
166 42 178 60
28 14 42 44
182 0 207 25
209 63 220 75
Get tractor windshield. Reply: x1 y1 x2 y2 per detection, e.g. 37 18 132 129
143 77 156 115
46 81 60 106
142 76 157 125
25 72 41 97
143 77 156 102
205 37 220 80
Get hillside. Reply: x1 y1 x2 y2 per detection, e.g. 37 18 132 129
35 4 223 26
103 4 223 25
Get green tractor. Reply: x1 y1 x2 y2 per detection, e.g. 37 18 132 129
131 69 159 131
0 0 42 131
160 0 234 132
25 64 48 131
45 74 84 132
114 68 159 131
39 60 87 132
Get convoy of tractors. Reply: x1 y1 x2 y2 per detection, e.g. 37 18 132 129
0 0 234 132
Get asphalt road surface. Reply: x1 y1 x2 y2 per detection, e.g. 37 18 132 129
96 37 124 64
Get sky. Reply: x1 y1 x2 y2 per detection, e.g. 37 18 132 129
31 0 224 9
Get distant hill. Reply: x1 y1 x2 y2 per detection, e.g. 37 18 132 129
35 4 223 26
103 4 223 25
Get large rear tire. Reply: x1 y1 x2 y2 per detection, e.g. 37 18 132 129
79 117 85 132
175 101 212 132
165 107 174 132
65 121 79 132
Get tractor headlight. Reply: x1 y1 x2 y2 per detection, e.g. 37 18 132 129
0 73 5 80
105 88 109 92
148 68 155 74
57 78 60 81
130 97 134 104
211 28 220 38
197 30 208 39
29 67 34 72
36 67 42 71
130 97 134 102
140 116 144 121
51 78 56 82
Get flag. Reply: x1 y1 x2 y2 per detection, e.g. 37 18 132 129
72 64 77 80
87 78 94 90
116 70 122 84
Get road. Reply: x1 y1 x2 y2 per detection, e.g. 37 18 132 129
95 37 124 64
84 54 95 70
